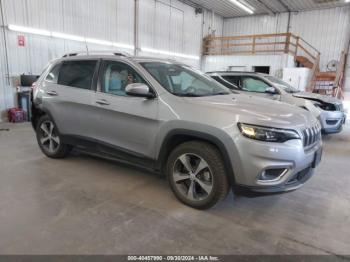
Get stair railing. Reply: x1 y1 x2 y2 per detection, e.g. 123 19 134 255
203 33 320 60
333 51 347 99
306 53 320 92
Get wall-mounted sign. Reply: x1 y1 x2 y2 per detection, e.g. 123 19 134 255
18 35 25 46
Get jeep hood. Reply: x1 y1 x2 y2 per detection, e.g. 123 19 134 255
181 93 316 130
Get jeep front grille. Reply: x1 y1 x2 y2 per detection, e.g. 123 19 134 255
302 123 321 148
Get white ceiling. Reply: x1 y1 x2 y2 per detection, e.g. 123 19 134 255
188 0 350 17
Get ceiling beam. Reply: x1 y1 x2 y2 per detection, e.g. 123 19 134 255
177 0 201 9
255 0 276 15
277 0 291 12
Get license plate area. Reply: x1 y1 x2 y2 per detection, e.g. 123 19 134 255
312 148 322 168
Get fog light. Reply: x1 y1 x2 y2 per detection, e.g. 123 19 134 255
326 119 339 125
258 168 288 183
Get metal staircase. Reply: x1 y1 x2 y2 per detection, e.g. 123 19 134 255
308 51 347 99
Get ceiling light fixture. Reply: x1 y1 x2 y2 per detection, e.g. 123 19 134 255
52 32 85 42
141 47 200 60
8 24 134 50
85 38 113 46
8 24 51 36
8 24 200 60
229 0 254 14
112 42 135 50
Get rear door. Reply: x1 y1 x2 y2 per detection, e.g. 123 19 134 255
42 59 99 138
92 59 159 160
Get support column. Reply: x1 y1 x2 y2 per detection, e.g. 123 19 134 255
134 0 140 56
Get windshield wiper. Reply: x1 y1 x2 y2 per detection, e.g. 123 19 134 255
212 91 230 96
173 92 202 97
288 90 300 94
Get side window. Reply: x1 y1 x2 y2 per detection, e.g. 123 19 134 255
211 76 238 89
222 75 241 88
241 76 270 93
101 61 146 96
57 60 97 89
45 63 61 83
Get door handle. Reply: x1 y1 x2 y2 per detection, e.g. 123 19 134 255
96 99 110 106
46 91 58 96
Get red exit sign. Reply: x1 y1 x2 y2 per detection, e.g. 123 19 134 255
18 35 25 47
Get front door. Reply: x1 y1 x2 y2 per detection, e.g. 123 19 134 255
92 60 159 160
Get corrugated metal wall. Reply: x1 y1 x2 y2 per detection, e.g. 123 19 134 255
203 9 224 38
221 6 350 72
0 1 8 121
2 0 135 75
289 7 350 71
138 0 203 68
0 0 206 120
0 0 16 120
223 13 289 35
344 45 350 92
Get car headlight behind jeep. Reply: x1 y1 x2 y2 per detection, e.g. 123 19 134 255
312 101 336 111
238 123 300 142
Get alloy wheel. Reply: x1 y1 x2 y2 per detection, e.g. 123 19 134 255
39 121 60 153
172 153 214 201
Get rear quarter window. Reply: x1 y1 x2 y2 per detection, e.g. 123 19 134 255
45 63 61 83
57 60 97 89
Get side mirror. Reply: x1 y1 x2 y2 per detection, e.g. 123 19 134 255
265 86 277 94
125 83 155 98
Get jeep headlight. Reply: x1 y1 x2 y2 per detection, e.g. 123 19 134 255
238 123 300 142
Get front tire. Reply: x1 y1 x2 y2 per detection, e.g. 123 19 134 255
36 115 71 158
166 141 230 209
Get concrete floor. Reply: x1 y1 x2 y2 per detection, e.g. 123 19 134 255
0 121 349 255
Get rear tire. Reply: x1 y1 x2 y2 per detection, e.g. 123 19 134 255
166 141 230 209
36 115 72 158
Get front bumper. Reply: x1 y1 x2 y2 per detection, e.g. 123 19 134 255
319 110 346 134
231 135 322 193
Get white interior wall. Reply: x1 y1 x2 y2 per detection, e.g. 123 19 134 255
223 13 289 35
288 7 350 71
138 0 203 68
216 6 350 73
2 0 136 75
0 5 8 122
345 45 350 92
203 9 224 38
202 54 295 77
0 0 208 120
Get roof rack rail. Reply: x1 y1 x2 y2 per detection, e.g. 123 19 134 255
62 50 132 58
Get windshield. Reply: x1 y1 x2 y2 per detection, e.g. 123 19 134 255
141 62 231 97
264 75 300 93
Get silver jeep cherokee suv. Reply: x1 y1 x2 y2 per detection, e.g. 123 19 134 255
32 52 322 209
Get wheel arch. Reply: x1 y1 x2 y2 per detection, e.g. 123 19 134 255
31 104 47 130
155 129 236 185
31 105 61 134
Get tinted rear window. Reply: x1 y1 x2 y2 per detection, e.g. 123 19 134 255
45 63 61 83
222 75 241 87
211 76 238 89
58 60 97 89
